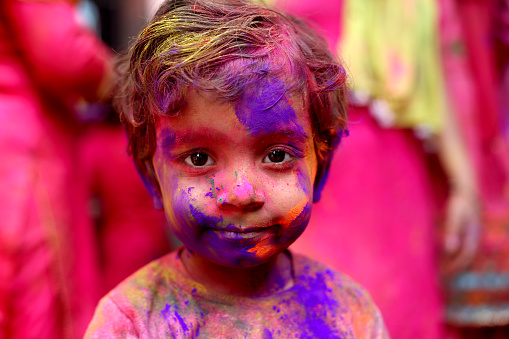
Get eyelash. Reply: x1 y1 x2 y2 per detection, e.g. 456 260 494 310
179 149 217 171
178 145 304 171
262 145 303 169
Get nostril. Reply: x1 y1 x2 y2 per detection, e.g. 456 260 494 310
245 199 265 211
216 186 265 210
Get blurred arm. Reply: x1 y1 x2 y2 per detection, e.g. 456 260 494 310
7 0 116 101
437 102 481 272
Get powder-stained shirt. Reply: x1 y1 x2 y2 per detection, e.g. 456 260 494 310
85 249 389 338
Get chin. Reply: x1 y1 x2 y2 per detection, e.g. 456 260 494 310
204 240 291 269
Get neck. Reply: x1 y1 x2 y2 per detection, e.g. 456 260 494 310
180 248 294 297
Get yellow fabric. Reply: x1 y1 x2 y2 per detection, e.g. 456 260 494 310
340 0 446 133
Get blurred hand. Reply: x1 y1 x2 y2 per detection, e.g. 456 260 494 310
443 191 481 273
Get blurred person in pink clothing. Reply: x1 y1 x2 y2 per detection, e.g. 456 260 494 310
0 0 114 337
79 111 174 295
275 0 482 338
441 0 509 338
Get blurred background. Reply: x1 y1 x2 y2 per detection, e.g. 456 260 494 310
1 0 509 338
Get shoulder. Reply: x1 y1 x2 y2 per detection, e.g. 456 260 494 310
292 252 370 298
291 253 389 338
85 251 182 337
109 251 181 308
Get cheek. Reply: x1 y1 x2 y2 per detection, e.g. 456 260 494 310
155 161 195 233
165 176 223 231
267 169 313 228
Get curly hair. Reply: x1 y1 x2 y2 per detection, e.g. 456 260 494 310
115 0 348 202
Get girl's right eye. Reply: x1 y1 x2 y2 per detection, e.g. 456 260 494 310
184 152 215 167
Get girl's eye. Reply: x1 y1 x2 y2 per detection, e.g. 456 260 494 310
184 152 215 167
263 150 291 163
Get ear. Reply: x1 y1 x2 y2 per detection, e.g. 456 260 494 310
140 161 164 210
312 170 329 203
312 151 333 203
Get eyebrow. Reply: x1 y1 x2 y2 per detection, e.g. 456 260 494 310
160 126 310 150
257 127 309 142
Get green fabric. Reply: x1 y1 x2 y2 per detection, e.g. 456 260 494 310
340 0 446 133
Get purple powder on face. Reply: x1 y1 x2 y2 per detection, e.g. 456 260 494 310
296 169 311 196
158 127 176 150
189 204 224 228
287 203 311 233
234 77 304 136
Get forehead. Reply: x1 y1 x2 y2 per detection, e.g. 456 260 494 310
155 81 311 139
234 77 308 136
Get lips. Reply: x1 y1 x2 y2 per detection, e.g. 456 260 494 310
208 224 280 240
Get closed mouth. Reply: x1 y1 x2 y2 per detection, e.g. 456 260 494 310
209 225 280 239
210 224 279 233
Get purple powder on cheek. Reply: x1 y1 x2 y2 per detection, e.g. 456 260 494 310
204 177 218 198
296 169 311 195
284 203 311 238
234 77 304 136
189 204 224 228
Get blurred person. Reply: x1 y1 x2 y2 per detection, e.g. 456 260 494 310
78 109 174 295
275 0 482 338
75 0 175 298
495 0 509 141
0 0 114 337
442 0 509 338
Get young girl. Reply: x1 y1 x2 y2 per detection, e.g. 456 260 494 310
85 0 389 337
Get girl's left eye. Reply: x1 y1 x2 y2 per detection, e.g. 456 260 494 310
263 150 292 163
184 152 215 167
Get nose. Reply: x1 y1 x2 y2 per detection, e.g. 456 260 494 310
216 174 265 211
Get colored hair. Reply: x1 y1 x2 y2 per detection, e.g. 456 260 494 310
115 0 348 201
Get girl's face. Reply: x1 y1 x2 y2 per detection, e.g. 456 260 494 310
150 83 317 268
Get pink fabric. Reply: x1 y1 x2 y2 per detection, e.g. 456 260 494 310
453 0 509 204
0 1 112 338
441 0 509 331
79 124 173 295
276 0 343 47
85 249 389 338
